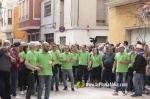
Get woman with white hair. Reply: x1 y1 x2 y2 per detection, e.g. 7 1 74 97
25 42 41 99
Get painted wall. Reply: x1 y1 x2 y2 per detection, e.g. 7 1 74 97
108 3 137 45
14 7 26 39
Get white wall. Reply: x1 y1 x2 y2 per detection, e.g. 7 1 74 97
55 26 109 45
41 0 56 40
131 28 150 46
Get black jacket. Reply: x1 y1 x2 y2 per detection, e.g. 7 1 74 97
133 55 147 74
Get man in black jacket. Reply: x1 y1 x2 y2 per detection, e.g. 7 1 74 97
131 44 147 97
0 40 15 99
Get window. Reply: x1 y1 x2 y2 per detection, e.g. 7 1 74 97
8 10 12 24
44 1 51 17
45 33 54 43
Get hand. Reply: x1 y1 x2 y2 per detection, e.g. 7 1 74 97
119 61 124 64
133 71 136 76
5 52 11 57
52 62 56 66
112 69 115 73
102 66 105 70
65 59 70 62
38 65 44 70
35 67 41 74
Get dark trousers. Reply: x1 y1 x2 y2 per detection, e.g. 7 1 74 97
91 66 102 82
0 70 11 99
19 70 27 91
101 69 113 84
26 72 35 99
73 66 78 83
10 71 18 96
77 65 89 83
146 76 150 86
127 67 134 91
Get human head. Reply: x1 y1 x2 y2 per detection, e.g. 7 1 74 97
81 45 86 51
64 45 70 53
92 48 99 55
119 44 125 53
3 40 11 48
136 44 143 51
124 41 128 46
52 43 57 51
12 42 20 52
42 42 50 53
129 45 135 52
28 42 35 51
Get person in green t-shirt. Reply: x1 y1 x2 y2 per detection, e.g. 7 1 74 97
89 48 103 86
112 44 131 95
76 45 90 88
50 43 61 91
71 47 79 84
36 42 55 99
60 45 75 91
25 42 41 99
127 45 137 92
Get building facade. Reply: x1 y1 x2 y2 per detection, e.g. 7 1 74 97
107 0 150 46
18 0 41 42
1 0 13 42
41 0 56 43
41 0 109 45
55 0 109 45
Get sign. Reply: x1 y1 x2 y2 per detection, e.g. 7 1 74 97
86 25 90 32
59 26 65 32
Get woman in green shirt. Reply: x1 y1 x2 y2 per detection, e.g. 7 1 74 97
72 48 79 83
89 48 103 86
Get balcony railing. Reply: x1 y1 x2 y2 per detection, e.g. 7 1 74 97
106 0 140 8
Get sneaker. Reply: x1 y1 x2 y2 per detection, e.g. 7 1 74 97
11 95 21 99
131 93 139 97
76 81 81 88
81 82 86 88
122 92 126 96
32 92 37 96
19 91 25 95
56 86 59 91
63 86 68 90
145 85 150 90
71 88 75 91
112 91 118 95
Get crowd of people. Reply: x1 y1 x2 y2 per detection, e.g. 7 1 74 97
0 39 150 99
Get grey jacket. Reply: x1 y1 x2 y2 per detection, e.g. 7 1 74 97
0 48 15 72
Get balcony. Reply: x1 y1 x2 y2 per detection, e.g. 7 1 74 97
106 0 140 8
1 25 13 33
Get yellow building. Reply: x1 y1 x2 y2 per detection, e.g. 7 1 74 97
107 0 150 46
14 7 26 42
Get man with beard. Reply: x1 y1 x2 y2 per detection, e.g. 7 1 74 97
36 42 55 99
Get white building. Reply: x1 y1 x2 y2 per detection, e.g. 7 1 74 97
41 0 56 43
55 0 109 45
1 0 13 42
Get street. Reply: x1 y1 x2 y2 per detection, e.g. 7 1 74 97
16 84 150 99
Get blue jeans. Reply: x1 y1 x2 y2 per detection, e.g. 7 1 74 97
51 67 59 88
133 73 143 95
10 71 18 96
115 72 127 92
73 66 78 83
38 76 52 99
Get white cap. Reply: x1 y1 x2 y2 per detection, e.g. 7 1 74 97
136 44 143 49
119 44 125 48
35 41 41 46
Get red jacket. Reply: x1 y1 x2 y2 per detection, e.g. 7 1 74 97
10 48 20 72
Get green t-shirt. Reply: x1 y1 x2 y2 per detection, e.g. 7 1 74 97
36 51 54 75
25 50 37 72
114 52 130 72
19 52 27 60
72 53 79 66
61 52 74 70
128 52 137 68
91 54 102 68
78 51 90 66
50 50 61 64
